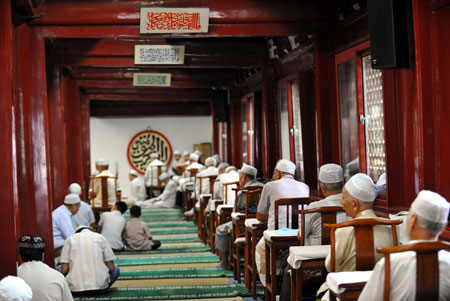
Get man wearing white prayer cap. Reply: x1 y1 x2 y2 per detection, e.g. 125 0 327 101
137 173 177 209
316 173 395 300
144 153 167 191
212 162 229 201
195 157 219 199
52 194 81 257
0 276 32 301
255 159 309 286
170 150 183 175
92 159 117 207
128 170 146 205
215 164 264 269
360 190 450 301
69 183 95 231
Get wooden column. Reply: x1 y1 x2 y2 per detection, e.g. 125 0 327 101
230 88 243 168
0 0 19 277
80 93 91 200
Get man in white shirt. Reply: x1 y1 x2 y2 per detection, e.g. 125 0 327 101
17 235 73 301
213 162 229 200
255 159 310 286
61 226 119 295
195 157 219 199
170 150 183 175
52 194 81 257
92 159 117 207
359 190 450 301
128 170 146 205
98 201 128 251
138 173 178 209
144 153 166 188
69 183 95 230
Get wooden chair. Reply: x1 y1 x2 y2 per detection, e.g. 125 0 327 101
215 181 239 228
230 187 263 283
326 218 402 301
291 206 346 301
90 174 118 222
377 240 450 301
265 197 312 301
196 174 217 246
246 220 267 299
149 165 164 197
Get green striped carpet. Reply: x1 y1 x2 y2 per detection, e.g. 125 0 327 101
116 254 219 266
118 245 210 255
119 268 233 280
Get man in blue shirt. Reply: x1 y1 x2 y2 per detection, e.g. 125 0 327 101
52 194 81 257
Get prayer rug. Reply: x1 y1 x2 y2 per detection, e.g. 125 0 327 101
116 254 219 266
150 228 197 235
112 277 229 287
118 267 233 280
117 245 210 255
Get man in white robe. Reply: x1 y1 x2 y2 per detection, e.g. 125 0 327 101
138 173 178 209
359 190 450 301
144 153 166 188
128 170 146 205
255 159 310 286
170 150 183 175
195 157 219 199
92 159 116 207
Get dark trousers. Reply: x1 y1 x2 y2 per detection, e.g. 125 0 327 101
152 240 161 250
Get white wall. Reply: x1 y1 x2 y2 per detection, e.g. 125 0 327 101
90 116 212 197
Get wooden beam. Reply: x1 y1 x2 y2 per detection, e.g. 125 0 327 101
87 92 211 102
90 100 211 116
84 87 211 98
78 79 228 89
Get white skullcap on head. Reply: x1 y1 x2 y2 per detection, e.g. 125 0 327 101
64 193 81 205
344 173 376 203
189 153 199 161
130 170 138 177
95 159 108 166
183 151 190 157
218 162 229 170
225 166 237 173
68 183 82 196
150 153 159 159
319 164 344 184
213 154 221 163
275 159 296 175
172 175 180 184
194 150 203 157
241 164 257 177
0 276 32 301
205 157 216 166
411 190 450 224
174 150 181 155
159 172 171 181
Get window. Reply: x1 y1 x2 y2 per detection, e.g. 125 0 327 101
242 93 255 166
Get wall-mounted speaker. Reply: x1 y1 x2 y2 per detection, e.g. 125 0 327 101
212 89 229 122
368 0 413 69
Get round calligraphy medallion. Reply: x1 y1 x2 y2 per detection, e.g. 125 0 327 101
127 130 173 175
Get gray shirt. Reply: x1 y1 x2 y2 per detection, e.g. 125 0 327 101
123 217 153 251
99 210 126 250
236 180 264 213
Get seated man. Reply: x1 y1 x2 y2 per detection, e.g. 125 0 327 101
195 157 219 198
128 170 146 205
144 153 166 189
52 194 81 257
255 159 310 286
0 276 32 301
61 226 119 295
69 183 95 230
92 159 116 207
98 201 128 251
215 164 264 269
170 150 183 175
214 163 229 200
137 173 177 209
17 235 73 301
317 173 395 300
359 190 450 300
123 205 161 251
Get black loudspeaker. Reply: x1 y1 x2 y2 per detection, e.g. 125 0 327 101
212 89 229 122
367 0 411 69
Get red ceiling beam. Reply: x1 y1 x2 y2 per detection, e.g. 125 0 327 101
78 79 229 89
87 91 211 102
32 1 324 26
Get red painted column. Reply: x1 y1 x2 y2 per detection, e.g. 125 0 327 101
0 0 19 277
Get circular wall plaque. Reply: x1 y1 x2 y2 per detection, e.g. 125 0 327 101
127 130 173 175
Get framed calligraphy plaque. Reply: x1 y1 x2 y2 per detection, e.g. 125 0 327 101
127 130 173 175
140 7 210 34
133 73 171 87
135 45 185 65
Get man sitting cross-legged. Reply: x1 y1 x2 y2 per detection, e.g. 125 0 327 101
98 201 128 252
123 205 161 251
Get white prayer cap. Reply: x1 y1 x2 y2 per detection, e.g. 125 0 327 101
64 193 81 205
213 154 221 164
95 159 108 166
159 172 171 181
218 162 229 170
189 153 199 161
174 150 181 156
150 153 159 159
205 157 216 166
319 164 344 184
172 175 180 184
194 150 203 157
68 183 82 196
411 190 450 224
129 170 138 177
183 151 190 157
275 159 296 175
344 173 376 203
0 276 32 301
225 166 237 173
240 164 257 177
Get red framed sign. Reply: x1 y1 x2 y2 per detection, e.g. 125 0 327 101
127 130 173 175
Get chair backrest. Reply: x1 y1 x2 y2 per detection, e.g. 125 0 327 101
197 175 218 197
325 218 402 272
91 174 117 209
244 188 263 218
223 181 239 204
189 168 198 179
157 166 162 186
377 240 450 301
274 197 312 230
298 206 346 246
